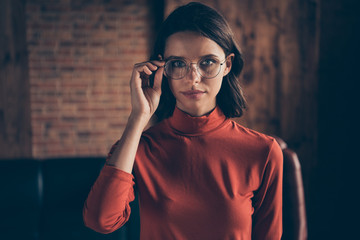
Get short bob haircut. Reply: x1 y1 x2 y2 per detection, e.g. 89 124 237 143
150 2 247 120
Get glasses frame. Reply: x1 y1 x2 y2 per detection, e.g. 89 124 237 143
163 56 228 80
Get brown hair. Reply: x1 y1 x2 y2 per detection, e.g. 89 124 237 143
150 2 247 120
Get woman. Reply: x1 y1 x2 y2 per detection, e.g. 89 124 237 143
83 2 283 240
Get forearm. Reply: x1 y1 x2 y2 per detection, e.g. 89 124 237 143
84 114 146 233
83 165 135 233
106 113 149 173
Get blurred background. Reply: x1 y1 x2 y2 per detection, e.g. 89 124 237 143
1 0 359 239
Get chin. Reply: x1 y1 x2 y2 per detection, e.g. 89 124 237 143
177 101 215 117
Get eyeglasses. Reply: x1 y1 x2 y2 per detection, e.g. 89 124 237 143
163 56 227 80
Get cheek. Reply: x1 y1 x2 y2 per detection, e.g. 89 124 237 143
168 79 179 96
212 78 224 95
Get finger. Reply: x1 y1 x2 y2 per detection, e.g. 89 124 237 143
135 61 159 71
131 61 164 89
130 69 141 90
142 66 153 76
131 65 150 89
134 63 154 78
153 65 164 91
140 72 150 88
149 60 165 67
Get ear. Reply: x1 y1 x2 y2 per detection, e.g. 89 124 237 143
223 53 234 77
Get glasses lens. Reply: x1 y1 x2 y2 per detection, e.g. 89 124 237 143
198 58 221 78
165 58 222 79
165 59 187 80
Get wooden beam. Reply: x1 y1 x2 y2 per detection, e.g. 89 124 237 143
0 0 32 158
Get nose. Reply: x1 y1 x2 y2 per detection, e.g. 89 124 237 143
186 63 201 84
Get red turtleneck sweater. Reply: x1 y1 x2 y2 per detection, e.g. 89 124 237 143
83 107 283 240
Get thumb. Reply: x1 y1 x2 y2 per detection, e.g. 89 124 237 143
153 66 164 92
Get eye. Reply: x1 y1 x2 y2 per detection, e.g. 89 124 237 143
171 60 187 68
200 58 217 67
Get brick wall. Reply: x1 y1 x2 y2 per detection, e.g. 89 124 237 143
0 0 32 158
26 0 154 158
25 0 319 169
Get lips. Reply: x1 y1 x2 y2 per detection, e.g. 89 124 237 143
181 90 206 99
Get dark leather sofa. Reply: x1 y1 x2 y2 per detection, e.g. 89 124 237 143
0 157 139 240
0 138 307 240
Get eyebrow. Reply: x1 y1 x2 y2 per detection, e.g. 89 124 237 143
164 54 220 62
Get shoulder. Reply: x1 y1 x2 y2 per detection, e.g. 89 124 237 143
228 120 278 148
139 118 172 147
142 118 169 137
226 120 283 164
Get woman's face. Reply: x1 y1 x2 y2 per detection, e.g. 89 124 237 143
163 31 233 117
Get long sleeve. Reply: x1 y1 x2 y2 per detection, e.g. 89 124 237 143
83 164 135 234
82 107 285 239
252 140 283 240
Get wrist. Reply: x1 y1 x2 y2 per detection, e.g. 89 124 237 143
128 112 151 130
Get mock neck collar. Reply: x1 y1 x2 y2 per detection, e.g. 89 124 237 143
167 106 227 135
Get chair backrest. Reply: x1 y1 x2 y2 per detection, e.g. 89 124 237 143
0 159 42 240
274 137 308 240
0 157 130 240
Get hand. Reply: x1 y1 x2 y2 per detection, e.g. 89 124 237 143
129 60 165 123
